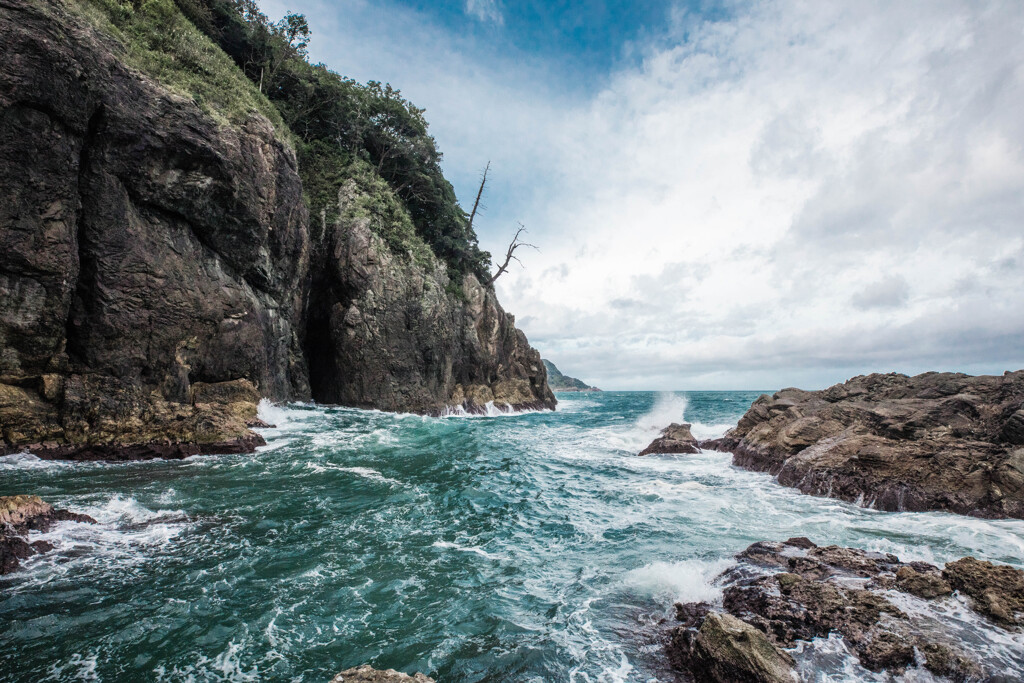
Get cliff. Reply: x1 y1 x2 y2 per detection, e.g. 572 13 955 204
0 0 553 459
702 371 1024 518
542 359 600 392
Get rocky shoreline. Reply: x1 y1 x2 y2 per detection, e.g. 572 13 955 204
667 538 1024 683
693 372 1024 519
0 495 95 575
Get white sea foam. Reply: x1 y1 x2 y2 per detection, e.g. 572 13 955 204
0 452 83 470
432 540 506 560
622 558 732 604
438 401 542 418
256 399 303 428
303 462 402 485
48 652 100 681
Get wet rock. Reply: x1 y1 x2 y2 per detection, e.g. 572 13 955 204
0 495 96 574
639 423 700 456
703 371 1024 518
943 557 1024 627
667 541 1011 680
329 665 435 682
674 600 713 627
919 642 984 682
638 422 700 456
895 565 952 599
667 612 796 683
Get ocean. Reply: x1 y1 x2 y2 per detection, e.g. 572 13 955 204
2 391 1022 681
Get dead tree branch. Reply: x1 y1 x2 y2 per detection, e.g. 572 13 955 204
488 224 537 285
468 161 489 234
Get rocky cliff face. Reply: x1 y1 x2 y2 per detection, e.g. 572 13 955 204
306 180 555 414
703 371 1024 518
0 0 553 459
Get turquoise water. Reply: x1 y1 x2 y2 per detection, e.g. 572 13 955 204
2 391 1023 682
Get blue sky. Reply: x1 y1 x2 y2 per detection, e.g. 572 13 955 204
262 0 1024 391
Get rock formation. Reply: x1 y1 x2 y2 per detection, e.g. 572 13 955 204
307 179 555 415
639 423 700 455
0 0 553 460
667 539 1023 682
329 666 434 683
701 371 1024 518
542 359 601 392
0 495 95 574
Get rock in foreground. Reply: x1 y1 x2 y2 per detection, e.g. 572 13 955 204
639 423 700 455
667 611 795 683
330 665 434 682
667 539 1024 681
701 371 1024 518
0 495 95 574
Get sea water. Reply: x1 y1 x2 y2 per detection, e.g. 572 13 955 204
1 391 1022 681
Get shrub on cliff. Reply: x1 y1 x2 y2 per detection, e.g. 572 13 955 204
178 0 492 282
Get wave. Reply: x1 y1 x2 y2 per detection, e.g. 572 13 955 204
303 462 402 485
438 401 543 418
622 557 732 605
431 540 506 560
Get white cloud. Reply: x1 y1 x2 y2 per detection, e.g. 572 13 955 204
464 0 503 25
263 0 1024 389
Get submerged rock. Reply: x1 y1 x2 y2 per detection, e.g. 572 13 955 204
0 495 96 574
666 540 1019 681
639 423 700 456
329 665 434 682
702 371 1024 518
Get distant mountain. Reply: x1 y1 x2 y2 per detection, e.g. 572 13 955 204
542 360 601 392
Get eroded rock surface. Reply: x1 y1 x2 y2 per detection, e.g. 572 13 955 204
701 371 1024 518
329 665 434 683
639 423 700 456
0 495 95 574
667 539 1021 682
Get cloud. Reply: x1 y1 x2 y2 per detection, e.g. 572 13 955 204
464 0 503 25
264 0 1024 389
851 276 910 310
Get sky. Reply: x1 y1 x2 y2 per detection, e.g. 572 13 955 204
261 0 1024 390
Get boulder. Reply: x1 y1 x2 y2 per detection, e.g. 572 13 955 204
639 423 700 456
667 612 796 683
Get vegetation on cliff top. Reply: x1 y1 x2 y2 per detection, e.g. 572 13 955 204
75 0 491 282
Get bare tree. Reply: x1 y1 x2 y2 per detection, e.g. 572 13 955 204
488 224 537 285
468 161 489 234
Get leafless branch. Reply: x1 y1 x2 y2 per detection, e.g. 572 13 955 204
488 224 537 285
468 161 489 234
